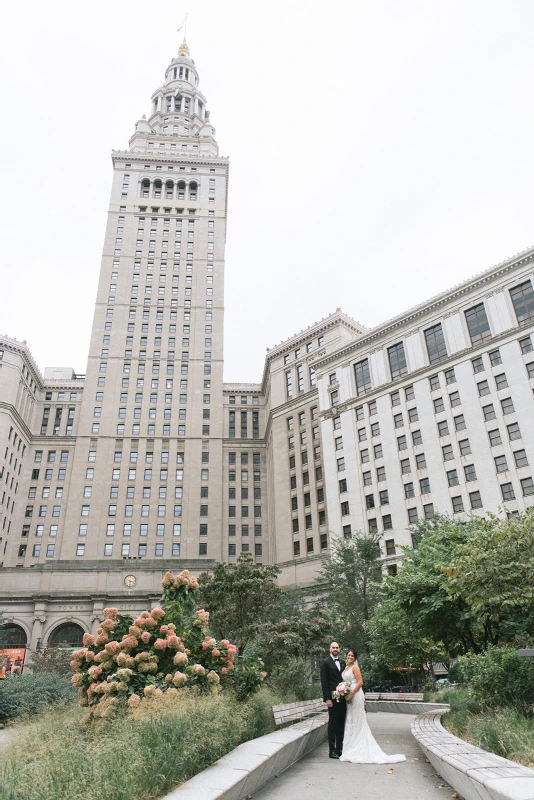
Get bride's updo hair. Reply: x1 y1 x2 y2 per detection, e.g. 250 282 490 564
347 648 358 660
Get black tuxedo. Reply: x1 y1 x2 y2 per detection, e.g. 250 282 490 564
320 655 347 754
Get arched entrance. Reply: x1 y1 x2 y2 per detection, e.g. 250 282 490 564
48 623 85 648
1 624 27 647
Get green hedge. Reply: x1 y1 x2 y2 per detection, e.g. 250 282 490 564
458 646 534 713
0 673 76 723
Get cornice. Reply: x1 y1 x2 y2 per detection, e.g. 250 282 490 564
0 401 33 442
260 311 365 392
319 317 534 421
313 247 534 373
0 336 43 388
112 151 229 167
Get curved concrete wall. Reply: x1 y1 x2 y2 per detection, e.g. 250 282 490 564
412 709 534 800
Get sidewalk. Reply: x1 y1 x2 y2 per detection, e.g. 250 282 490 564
252 712 456 799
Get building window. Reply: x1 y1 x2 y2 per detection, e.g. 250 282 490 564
452 495 464 513
449 391 461 407
469 491 483 509
465 303 491 345
383 514 393 530
495 455 508 473
507 423 521 441
438 420 449 437
510 280 534 324
387 342 408 380
442 444 454 461
495 373 508 391
385 538 395 555
500 482 515 501
519 336 533 354
489 349 502 366
488 429 502 447
447 469 459 487
472 356 484 373
433 397 445 413
514 449 529 468
521 477 534 496
423 503 434 520
459 439 471 456
501 397 515 415
464 464 477 482
424 323 447 363
354 359 371 395
483 404 496 421
429 375 440 391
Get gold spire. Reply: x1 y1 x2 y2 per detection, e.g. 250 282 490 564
178 38 190 55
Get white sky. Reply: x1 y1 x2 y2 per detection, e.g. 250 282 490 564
1 0 533 382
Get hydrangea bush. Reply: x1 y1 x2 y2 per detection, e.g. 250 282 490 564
70 570 261 721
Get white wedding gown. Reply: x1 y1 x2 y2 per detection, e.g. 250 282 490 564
339 666 406 764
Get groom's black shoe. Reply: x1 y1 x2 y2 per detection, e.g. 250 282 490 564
336 749 343 757
329 751 340 759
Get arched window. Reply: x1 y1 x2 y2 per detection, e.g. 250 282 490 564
177 181 186 201
48 623 84 648
153 180 162 199
165 180 174 199
141 179 150 199
2 624 27 647
189 181 197 201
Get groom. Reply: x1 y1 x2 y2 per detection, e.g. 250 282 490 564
320 641 346 759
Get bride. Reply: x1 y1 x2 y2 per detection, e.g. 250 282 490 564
339 649 406 764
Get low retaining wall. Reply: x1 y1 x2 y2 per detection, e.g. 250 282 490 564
365 700 449 715
412 709 534 800
162 713 328 800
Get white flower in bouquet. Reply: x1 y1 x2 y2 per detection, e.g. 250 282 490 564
332 681 350 702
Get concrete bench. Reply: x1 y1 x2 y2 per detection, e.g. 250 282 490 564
272 698 326 726
365 692 424 701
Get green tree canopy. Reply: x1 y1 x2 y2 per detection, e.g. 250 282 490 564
314 532 383 652
198 554 281 655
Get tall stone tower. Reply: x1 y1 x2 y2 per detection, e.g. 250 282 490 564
66 39 228 564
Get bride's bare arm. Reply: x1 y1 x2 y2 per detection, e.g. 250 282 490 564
346 665 364 701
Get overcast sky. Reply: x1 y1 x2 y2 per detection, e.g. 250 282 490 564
1 0 533 382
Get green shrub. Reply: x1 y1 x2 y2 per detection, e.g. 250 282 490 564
0 673 76 723
458 646 534 712
0 687 279 800
266 658 316 701
444 696 534 768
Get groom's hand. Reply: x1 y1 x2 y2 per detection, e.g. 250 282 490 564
325 699 333 708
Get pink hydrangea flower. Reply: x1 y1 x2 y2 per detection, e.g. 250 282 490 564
100 618 115 631
222 667 228 675
129 625 142 637
96 633 109 646
212 649 220 657
143 686 157 697
173 652 188 667
103 607 118 619
127 694 141 708
120 635 138 650
143 617 157 628
83 633 96 647
166 635 180 648
141 631 151 643
151 607 165 620
154 638 167 650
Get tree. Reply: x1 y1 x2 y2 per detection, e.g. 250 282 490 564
254 588 334 672
314 532 383 652
198 554 281 655
445 509 534 644
373 511 534 663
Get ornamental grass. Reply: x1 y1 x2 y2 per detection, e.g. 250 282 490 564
0 688 279 800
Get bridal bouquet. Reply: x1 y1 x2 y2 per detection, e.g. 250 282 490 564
332 681 350 702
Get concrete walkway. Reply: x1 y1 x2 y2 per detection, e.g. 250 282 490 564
252 712 456 800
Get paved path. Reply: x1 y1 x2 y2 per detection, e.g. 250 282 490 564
252 712 456 800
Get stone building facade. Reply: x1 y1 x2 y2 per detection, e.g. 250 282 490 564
1 40 534 659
